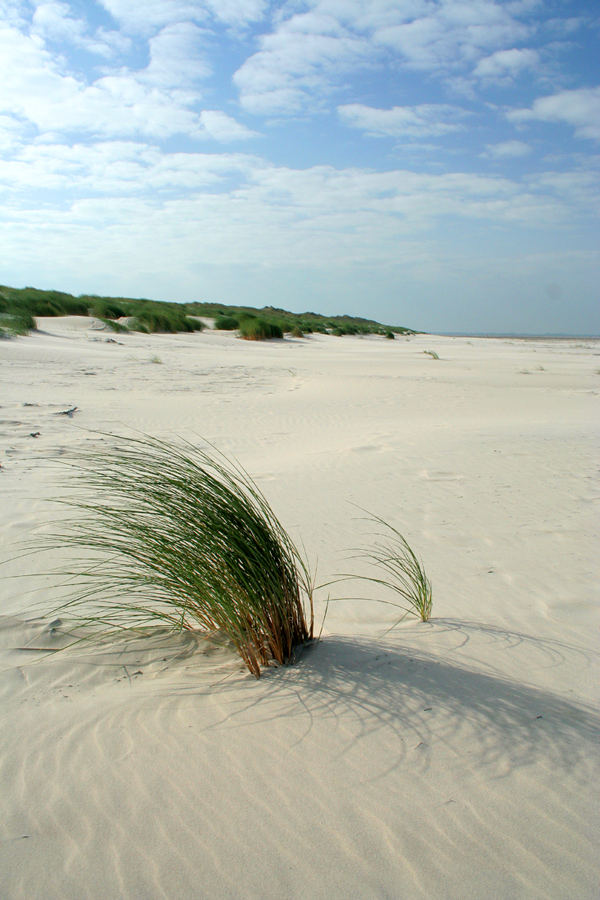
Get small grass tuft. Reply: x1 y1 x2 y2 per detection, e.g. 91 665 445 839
348 512 433 624
424 350 439 359
39 436 314 677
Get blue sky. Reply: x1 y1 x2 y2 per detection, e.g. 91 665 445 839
0 1 598 333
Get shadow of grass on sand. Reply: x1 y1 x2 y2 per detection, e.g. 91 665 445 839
6 615 599 783
203 631 600 781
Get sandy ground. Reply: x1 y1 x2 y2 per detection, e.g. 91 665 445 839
1 317 599 899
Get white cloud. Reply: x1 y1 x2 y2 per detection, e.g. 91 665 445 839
0 114 27 150
204 0 267 27
508 87 600 141
32 2 86 44
0 0 26 26
2 140 564 237
484 139 532 158
198 111 258 141
31 2 132 58
234 13 369 114
143 23 211 86
234 1 537 114
338 103 467 138
374 1 531 71
474 47 539 81
543 16 585 37
98 0 267 34
0 22 220 140
97 1 210 34
529 169 600 214
90 27 133 58
0 141 259 194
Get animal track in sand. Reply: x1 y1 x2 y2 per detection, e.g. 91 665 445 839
419 469 464 482
350 444 384 454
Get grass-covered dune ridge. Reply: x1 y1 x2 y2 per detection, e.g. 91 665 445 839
0 283 414 337
0 285 204 336
39 436 314 677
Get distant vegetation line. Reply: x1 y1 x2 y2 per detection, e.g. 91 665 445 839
0 284 413 340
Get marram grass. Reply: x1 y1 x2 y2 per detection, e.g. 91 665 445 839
42 436 314 677
348 512 433 624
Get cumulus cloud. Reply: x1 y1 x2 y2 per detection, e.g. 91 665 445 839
32 2 86 43
338 103 467 138
373 1 531 71
198 111 258 141
98 0 267 34
0 114 27 150
142 23 211 86
234 1 537 114
508 87 600 141
0 0 27 26
0 141 259 194
234 13 369 114
474 47 539 82
484 140 532 158
528 169 600 219
0 21 219 140
0 139 568 239
31 1 131 57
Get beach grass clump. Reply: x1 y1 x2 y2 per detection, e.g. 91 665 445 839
214 314 239 330
239 317 283 341
100 317 129 333
43 436 314 677
350 513 433 623
424 349 440 359
0 310 36 338
127 302 205 334
90 299 128 320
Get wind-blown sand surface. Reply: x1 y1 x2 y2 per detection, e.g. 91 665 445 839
1 317 599 899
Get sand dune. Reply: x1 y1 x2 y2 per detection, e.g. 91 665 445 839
1 319 598 898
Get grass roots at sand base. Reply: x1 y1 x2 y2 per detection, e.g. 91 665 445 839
45 436 314 677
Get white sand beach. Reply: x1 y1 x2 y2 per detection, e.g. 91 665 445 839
1 318 599 898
